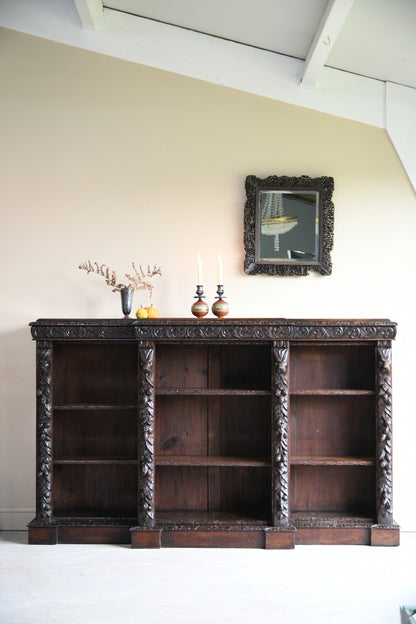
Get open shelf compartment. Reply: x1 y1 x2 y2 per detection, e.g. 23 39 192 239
155 465 271 525
52 463 138 519
155 343 272 526
290 343 375 392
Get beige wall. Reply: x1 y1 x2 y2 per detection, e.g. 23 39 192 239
1 28 415 530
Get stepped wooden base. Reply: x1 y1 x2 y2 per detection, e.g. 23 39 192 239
28 526 58 545
131 526 296 549
371 524 400 546
28 522 131 545
295 526 400 546
28 522 400 548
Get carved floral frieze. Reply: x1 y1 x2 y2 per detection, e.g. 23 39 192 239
30 319 397 343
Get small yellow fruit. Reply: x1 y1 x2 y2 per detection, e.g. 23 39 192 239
145 304 160 318
135 306 148 319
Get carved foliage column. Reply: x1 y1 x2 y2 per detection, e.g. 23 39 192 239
375 341 394 525
36 341 53 522
138 341 155 527
271 341 290 526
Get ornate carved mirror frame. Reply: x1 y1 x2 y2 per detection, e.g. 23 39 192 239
244 175 334 276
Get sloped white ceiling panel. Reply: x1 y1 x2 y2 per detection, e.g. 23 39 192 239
328 0 416 89
103 0 328 58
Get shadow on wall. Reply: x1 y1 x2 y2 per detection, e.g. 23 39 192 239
0 327 36 529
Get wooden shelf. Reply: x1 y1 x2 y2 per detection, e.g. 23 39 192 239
156 509 269 525
291 511 375 527
156 388 270 396
54 404 136 410
291 456 375 466
290 389 374 396
51 513 137 522
54 458 137 465
156 455 270 467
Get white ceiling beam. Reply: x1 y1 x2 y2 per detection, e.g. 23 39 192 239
73 0 103 29
301 0 355 87
0 0 385 128
386 83 416 191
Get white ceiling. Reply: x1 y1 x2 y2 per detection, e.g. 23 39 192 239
102 0 416 89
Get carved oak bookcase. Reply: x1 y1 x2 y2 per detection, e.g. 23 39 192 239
28 318 399 548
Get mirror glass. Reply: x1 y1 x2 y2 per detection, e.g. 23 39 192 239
257 190 319 263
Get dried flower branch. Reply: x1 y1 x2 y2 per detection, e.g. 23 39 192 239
79 260 161 296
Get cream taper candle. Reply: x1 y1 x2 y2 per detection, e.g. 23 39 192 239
217 254 223 284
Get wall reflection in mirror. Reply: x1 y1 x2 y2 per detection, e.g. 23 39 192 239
258 191 318 262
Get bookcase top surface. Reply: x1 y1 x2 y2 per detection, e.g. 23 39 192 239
29 318 397 341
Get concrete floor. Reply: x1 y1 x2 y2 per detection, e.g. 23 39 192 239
1 531 415 624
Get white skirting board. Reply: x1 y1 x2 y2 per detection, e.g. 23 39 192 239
0 509 35 531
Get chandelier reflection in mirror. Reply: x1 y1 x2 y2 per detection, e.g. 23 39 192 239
260 191 298 253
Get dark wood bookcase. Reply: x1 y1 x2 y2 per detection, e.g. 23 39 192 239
28 319 399 548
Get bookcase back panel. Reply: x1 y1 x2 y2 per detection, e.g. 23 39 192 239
156 396 208 455
217 467 270 517
53 464 137 517
156 345 208 389
290 395 375 458
53 343 137 405
156 344 271 391
290 345 375 390
156 466 270 519
156 396 270 459
290 465 376 515
156 466 208 511
53 409 137 459
219 396 271 459
218 345 271 390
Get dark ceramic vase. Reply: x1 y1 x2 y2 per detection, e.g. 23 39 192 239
121 289 134 318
